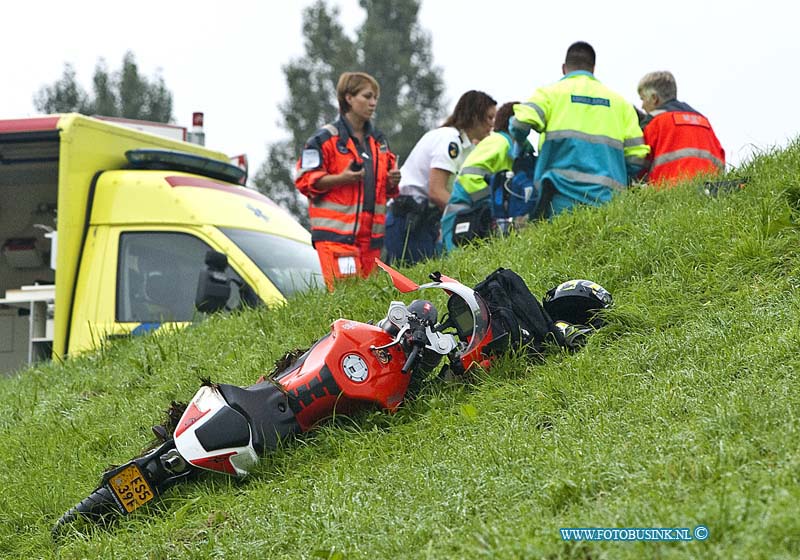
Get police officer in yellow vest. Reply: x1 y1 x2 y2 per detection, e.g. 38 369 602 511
510 41 650 218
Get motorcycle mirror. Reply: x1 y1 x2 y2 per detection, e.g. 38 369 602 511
375 259 419 293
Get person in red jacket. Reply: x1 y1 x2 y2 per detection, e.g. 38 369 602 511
637 71 725 187
295 72 400 290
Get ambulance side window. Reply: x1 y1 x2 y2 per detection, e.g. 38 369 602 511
116 232 248 323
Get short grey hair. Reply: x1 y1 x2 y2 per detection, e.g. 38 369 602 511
638 71 677 102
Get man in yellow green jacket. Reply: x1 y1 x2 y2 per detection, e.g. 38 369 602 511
441 102 535 251
510 41 650 218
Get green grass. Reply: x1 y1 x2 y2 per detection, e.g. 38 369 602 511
4 140 800 558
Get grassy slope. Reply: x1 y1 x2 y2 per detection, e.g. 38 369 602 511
3 142 800 559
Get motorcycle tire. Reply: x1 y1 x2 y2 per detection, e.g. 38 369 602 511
53 486 121 535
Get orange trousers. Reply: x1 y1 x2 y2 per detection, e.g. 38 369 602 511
315 240 381 291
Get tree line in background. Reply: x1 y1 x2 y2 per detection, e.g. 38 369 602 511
33 0 443 227
35 51 173 123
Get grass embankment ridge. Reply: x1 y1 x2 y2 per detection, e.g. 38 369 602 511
2 141 800 559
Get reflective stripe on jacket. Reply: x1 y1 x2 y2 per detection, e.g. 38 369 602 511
295 116 397 248
441 132 513 252
441 132 534 252
512 71 650 207
643 99 725 187
455 132 517 202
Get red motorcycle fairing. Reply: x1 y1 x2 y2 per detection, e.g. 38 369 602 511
275 320 411 431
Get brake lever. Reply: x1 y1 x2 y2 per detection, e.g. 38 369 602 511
370 323 410 352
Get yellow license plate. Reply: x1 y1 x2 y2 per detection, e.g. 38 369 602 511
108 463 154 513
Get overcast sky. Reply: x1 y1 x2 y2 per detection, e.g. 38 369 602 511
2 0 797 179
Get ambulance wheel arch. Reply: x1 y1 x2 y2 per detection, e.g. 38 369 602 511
67 225 270 356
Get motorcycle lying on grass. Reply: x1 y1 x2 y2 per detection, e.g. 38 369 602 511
53 258 611 535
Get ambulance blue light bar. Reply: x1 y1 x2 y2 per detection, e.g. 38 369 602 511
125 149 247 185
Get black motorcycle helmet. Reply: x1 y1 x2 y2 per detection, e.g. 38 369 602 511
543 279 612 327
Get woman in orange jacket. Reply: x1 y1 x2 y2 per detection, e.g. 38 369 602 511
295 72 400 290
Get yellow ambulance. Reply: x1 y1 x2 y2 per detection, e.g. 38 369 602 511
0 113 321 373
